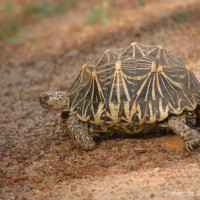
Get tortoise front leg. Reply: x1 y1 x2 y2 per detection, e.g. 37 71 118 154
64 114 96 150
168 114 200 152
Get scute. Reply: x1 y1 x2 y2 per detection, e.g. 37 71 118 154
67 42 200 127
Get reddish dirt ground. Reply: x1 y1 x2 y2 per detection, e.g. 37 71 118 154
1 0 200 199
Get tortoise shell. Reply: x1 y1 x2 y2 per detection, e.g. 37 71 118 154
67 42 200 130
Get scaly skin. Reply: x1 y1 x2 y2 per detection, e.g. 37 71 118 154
40 92 95 150
40 91 68 111
168 113 200 152
65 114 96 150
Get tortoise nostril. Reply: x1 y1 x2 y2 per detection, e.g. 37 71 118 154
40 94 49 103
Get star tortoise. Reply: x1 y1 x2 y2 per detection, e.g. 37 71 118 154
40 42 200 152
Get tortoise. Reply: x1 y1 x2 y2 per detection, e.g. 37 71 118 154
39 42 200 152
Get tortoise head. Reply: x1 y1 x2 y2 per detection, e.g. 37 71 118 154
39 91 68 111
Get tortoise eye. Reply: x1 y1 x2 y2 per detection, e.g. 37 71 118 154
43 95 49 101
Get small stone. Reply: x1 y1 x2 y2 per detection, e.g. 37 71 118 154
133 148 147 154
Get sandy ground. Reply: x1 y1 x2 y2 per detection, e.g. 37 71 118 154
1 0 200 199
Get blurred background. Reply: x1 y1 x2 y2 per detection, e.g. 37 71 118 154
0 0 195 64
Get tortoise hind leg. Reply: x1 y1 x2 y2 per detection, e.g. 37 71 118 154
168 114 200 152
65 114 96 150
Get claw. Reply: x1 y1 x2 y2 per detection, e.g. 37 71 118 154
189 143 194 152
185 138 200 153
185 143 193 153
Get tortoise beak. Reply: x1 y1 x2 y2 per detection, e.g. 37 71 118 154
39 93 50 109
39 93 47 102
